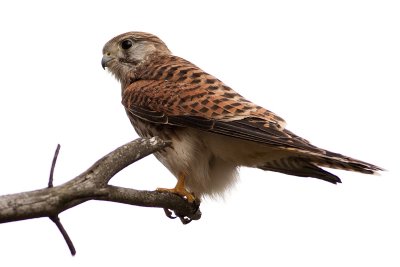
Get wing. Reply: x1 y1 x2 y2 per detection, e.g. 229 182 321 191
122 79 323 153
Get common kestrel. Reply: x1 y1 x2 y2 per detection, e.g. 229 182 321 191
101 31 382 201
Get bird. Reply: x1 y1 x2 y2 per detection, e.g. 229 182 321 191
101 31 383 202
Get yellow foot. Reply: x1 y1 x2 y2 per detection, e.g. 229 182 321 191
157 172 196 203
157 187 196 203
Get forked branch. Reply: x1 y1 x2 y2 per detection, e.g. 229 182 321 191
0 137 201 255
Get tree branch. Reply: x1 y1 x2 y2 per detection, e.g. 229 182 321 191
48 144 60 188
0 137 201 253
50 215 76 255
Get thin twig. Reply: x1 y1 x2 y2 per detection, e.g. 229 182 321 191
47 144 76 255
49 215 76 256
48 144 61 188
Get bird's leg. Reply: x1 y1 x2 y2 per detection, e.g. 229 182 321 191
157 173 196 203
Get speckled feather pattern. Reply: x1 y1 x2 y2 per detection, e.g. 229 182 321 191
102 31 383 198
125 55 285 125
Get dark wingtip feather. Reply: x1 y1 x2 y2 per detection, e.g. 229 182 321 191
303 165 342 184
259 157 343 184
312 150 385 176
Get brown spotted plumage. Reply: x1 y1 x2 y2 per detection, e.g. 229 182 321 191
102 31 383 200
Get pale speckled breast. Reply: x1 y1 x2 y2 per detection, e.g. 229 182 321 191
126 115 176 171
126 111 179 140
126 114 185 165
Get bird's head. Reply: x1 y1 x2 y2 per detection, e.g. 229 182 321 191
101 31 171 83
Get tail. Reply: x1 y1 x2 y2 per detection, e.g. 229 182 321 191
258 150 383 184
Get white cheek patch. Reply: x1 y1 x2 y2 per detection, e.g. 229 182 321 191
130 43 156 62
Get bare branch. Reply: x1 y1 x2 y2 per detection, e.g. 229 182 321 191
48 144 61 188
50 215 76 256
46 144 76 255
0 137 201 246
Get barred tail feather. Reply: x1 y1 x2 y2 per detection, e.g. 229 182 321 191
258 150 383 184
311 150 384 175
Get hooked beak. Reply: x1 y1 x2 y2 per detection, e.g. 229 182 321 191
101 54 114 69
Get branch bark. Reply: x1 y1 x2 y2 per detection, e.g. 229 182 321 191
0 137 201 253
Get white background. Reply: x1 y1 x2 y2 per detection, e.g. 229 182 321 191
0 1 399 266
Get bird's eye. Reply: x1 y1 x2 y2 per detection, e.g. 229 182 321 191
121 39 133 50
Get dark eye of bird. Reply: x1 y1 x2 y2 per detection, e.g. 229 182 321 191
121 39 133 50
